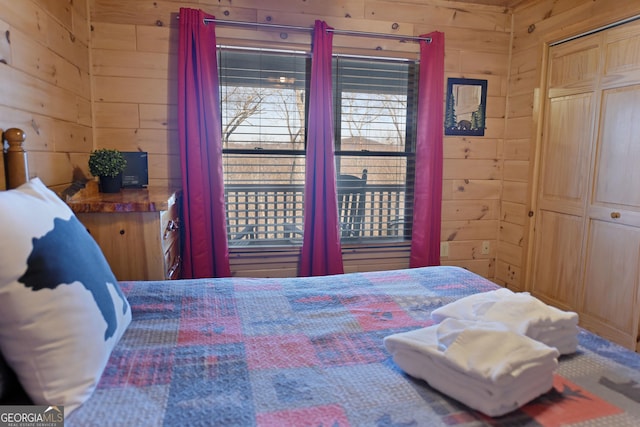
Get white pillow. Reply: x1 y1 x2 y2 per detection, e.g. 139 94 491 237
0 178 131 413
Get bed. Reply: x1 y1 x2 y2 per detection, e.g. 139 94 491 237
2 127 640 426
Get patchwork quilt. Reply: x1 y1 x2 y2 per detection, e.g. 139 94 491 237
67 266 640 426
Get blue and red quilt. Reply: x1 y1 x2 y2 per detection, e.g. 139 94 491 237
68 266 640 426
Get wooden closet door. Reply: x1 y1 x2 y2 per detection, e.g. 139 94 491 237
529 35 601 311
579 22 640 349
531 20 640 351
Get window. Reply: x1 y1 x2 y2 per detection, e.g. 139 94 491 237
334 57 417 242
220 48 417 246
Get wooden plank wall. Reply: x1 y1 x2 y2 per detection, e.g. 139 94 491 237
88 0 511 278
0 0 93 190
3 0 637 281
498 0 640 290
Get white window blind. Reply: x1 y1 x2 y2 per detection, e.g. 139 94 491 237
219 48 417 246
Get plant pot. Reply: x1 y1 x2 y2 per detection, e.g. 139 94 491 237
99 174 123 193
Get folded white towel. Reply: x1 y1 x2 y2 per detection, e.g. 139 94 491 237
384 319 559 417
533 328 578 355
431 288 579 354
386 319 559 384
393 348 555 416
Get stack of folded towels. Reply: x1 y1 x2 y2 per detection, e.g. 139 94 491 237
383 288 579 417
430 288 579 355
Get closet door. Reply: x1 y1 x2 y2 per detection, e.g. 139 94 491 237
529 35 601 311
579 23 640 350
530 20 640 351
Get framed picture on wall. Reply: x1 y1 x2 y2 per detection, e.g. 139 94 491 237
444 78 488 136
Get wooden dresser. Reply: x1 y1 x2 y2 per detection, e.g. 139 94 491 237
66 184 181 281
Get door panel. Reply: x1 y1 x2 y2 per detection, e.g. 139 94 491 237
594 85 640 209
548 34 600 96
582 73 640 349
581 220 640 348
530 50 597 307
530 211 583 309
540 94 594 207
602 20 640 88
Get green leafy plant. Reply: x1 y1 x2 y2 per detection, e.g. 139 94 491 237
88 149 127 178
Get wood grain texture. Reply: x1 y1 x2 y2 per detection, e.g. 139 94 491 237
521 14 640 350
500 0 640 291
2 127 28 189
66 187 179 213
0 0 92 188
85 0 514 278
15 0 637 279
71 188 182 281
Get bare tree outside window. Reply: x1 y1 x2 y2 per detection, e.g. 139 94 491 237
221 87 265 146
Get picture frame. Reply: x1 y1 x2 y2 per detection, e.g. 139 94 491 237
444 78 488 136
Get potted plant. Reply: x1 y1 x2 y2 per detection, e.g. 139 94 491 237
88 148 127 193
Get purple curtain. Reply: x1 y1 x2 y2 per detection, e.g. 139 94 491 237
410 32 445 268
299 20 344 277
178 8 231 278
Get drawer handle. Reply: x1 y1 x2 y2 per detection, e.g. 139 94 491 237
611 212 621 219
164 219 180 239
167 256 181 279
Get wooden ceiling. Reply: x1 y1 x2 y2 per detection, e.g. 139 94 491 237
450 0 528 8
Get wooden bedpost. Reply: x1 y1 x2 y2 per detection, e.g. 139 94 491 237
5 128 28 189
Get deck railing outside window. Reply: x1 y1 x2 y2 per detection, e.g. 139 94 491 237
225 184 407 246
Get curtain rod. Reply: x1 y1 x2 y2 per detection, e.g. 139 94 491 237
197 18 431 43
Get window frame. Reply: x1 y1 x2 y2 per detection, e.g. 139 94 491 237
219 47 418 246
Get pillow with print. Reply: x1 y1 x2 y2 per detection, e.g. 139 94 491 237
0 178 131 414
